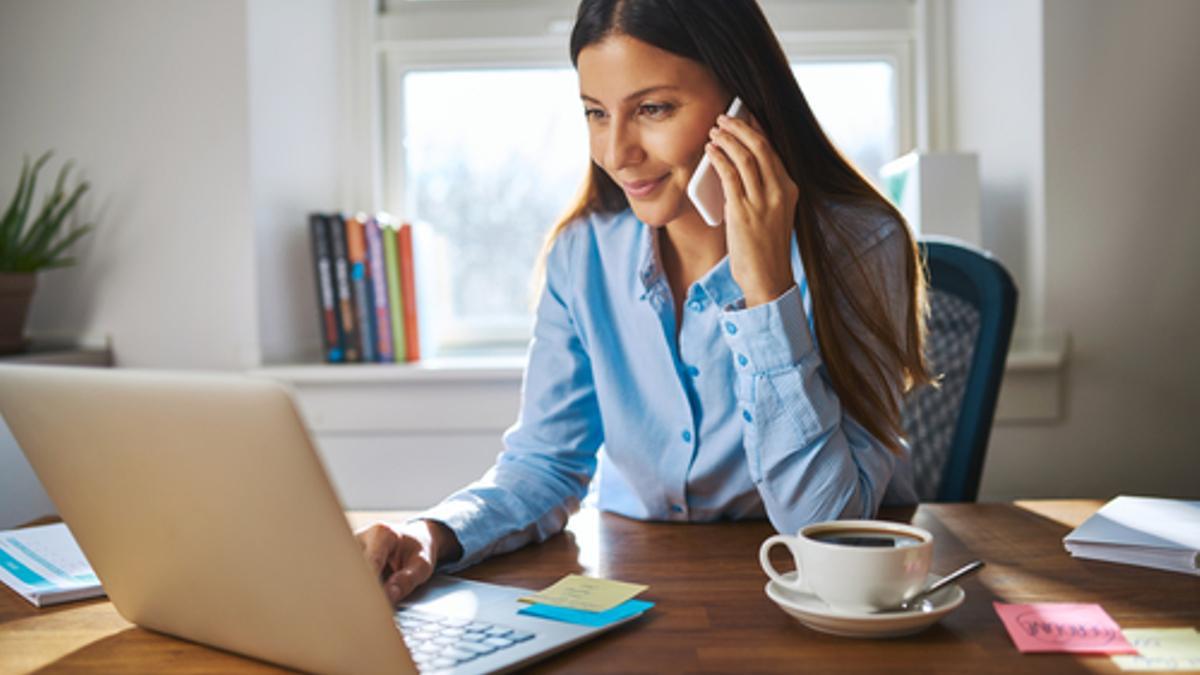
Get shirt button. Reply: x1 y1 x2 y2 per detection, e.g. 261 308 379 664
725 321 738 335
681 430 692 443
670 504 684 513
743 409 753 423
688 299 704 312
686 365 700 377
736 353 748 367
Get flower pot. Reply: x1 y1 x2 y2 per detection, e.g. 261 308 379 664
0 272 37 354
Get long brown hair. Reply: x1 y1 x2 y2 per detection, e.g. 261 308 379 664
544 0 930 452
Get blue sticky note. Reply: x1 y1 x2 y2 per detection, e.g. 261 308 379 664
518 598 654 627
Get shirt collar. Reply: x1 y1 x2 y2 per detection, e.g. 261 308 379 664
634 216 804 308
636 218 665 295
635 218 746 309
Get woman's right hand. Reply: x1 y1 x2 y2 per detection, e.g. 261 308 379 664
355 519 460 605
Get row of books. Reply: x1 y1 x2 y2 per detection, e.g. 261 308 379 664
309 213 419 363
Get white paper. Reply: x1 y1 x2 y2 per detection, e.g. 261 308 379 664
0 523 105 607
1065 496 1200 550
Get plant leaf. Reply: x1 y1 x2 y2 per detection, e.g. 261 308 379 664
12 152 52 244
24 160 74 252
0 156 31 254
1 151 95 273
19 181 88 259
34 224 93 270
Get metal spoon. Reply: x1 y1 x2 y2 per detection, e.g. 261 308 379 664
881 560 985 613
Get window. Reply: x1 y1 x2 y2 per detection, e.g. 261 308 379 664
372 0 917 354
792 61 899 185
402 69 587 348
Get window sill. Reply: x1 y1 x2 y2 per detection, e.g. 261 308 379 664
252 354 525 385
995 331 1069 423
253 332 1068 425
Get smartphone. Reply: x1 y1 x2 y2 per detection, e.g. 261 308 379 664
686 96 751 226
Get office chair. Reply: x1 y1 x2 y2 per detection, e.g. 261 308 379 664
902 237 1017 502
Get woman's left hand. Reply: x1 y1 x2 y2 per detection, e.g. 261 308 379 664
705 114 800 308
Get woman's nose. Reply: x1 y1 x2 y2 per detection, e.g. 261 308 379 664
604 119 645 170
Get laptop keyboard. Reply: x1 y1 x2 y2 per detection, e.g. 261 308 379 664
394 606 536 672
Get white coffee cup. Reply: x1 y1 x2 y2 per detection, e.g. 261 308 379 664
759 519 933 614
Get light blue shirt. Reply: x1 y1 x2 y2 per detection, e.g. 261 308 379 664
420 205 917 572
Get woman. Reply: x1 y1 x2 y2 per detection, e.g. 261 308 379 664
358 0 930 605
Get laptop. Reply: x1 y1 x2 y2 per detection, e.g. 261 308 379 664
0 365 646 674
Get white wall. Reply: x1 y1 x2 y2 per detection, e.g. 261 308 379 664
948 0 1045 332
0 0 343 523
0 0 260 369
957 0 1200 499
248 0 344 365
0 417 55 529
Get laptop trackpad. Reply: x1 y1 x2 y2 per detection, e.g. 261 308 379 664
401 575 529 618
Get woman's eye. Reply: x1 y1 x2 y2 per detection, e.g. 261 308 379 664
639 102 674 118
584 108 606 120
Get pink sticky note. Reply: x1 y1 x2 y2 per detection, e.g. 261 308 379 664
993 602 1138 654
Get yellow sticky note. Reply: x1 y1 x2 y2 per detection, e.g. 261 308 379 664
519 574 649 613
1112 628 1200 672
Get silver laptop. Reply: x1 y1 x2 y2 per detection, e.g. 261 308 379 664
0 365 646 675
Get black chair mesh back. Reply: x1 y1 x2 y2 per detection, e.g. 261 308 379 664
902 287 981 501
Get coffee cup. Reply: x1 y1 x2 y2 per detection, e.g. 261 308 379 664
759 519 933 613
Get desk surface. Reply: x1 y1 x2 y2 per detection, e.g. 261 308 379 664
2 501 1197 674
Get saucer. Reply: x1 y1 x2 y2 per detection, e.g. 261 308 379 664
764 572 965 639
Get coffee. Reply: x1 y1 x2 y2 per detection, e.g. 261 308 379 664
810 529 923 549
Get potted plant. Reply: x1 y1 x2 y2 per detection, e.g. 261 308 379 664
0 152 94 354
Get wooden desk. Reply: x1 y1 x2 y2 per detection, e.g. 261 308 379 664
2 501 1197 674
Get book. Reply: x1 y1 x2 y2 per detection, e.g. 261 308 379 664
365 215 394 362
397 222 421 361
382 222 407 362
307 213 343 362
327 213 360 362
0 523 105 607
1063 496 1200 576
345 214 377 363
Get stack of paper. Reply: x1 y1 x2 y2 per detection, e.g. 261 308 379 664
1064 496 1200 576
0 522 105 607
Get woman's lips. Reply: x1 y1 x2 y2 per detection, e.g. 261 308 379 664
622 174 668 198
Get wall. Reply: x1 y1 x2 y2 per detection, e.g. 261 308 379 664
948 0 1045 332
957 0 1200 499
0 0 343 524
0 0 260 369
248 0 344 365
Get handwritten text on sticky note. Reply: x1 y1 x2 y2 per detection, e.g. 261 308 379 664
1112 628 1200 671
519 574 648 613
993 602 1137 654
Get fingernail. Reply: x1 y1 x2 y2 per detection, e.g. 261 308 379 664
717 114 728 124
709 128 719 137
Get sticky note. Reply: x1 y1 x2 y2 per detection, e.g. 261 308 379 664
519 574 648 613
993 602 1138 654
1112 628 1200 671
519 599 655 628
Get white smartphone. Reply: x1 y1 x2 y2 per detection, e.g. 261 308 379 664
686 96 751 226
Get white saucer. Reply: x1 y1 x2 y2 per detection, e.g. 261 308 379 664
765 572 965 639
